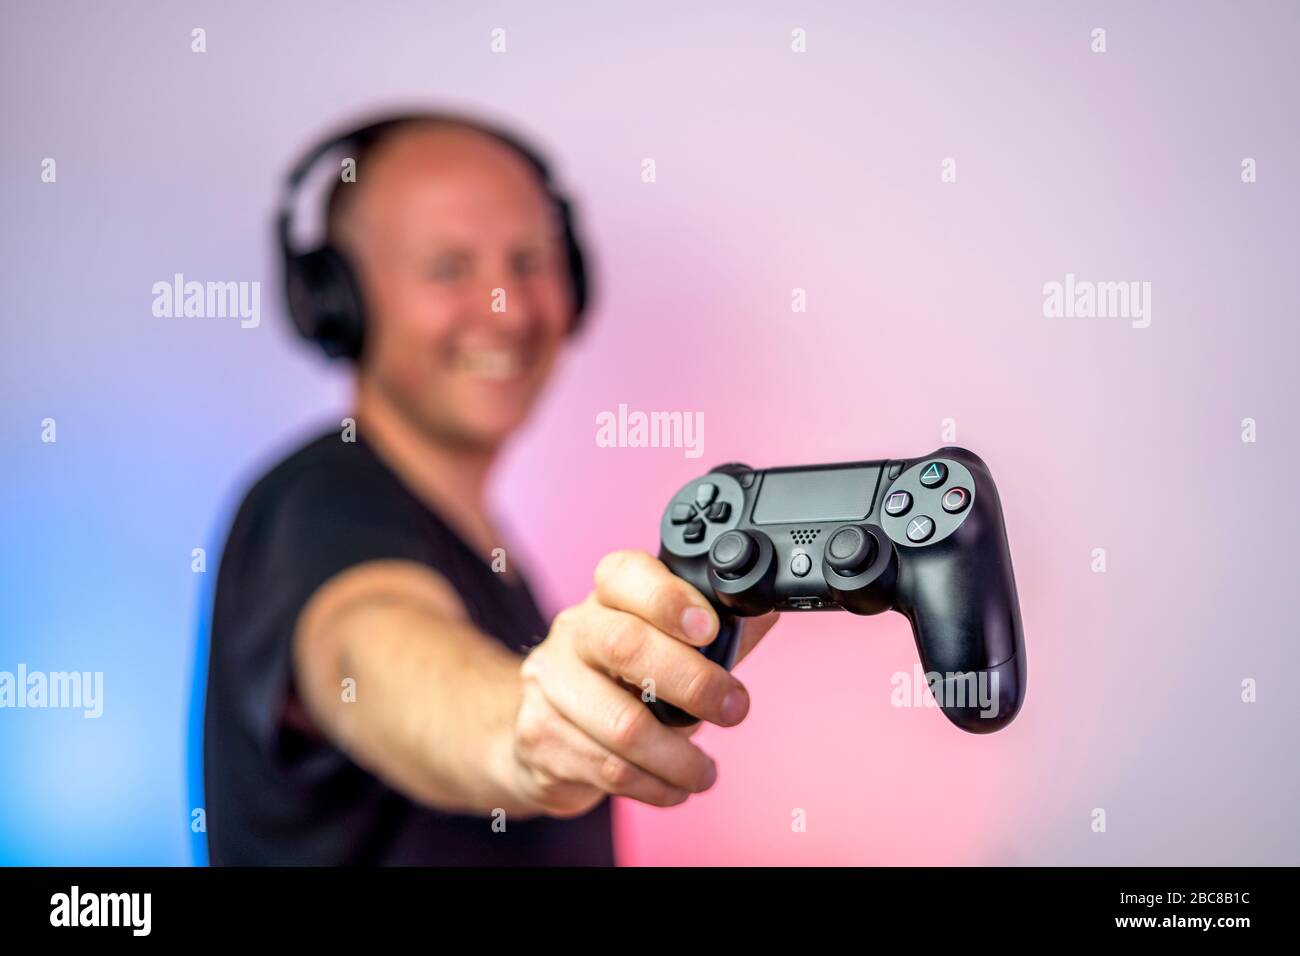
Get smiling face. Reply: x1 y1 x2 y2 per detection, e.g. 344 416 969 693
332 121 575 451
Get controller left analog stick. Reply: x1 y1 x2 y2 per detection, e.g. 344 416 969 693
710 530 759 580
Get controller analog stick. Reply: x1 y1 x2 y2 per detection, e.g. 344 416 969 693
826 525 876 576
710 530 759 580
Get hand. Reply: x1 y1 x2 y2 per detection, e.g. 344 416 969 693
507 549 779 817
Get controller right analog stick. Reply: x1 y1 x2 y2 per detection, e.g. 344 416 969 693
826 525 876 576
710 530 759 580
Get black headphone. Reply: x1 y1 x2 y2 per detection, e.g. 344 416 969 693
277 111 591 359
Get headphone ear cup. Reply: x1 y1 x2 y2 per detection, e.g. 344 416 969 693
554 197 589 333
284 245 365 359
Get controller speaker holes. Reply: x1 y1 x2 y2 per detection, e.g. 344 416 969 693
789 529 821 545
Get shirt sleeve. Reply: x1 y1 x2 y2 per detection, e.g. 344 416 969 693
220 463 437 770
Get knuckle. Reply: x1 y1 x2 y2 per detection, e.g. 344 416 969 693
529 765 562 796
609 698 652 750
519 645 544 678
599 616 647 670
598 752 637 790
530 773 585 816
514 705 547 754
593 550 633 590
518 646 552 689
679 665 723 717
645 576 684 622
550 605 581 638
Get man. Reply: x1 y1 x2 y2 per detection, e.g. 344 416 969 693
203 112 779 865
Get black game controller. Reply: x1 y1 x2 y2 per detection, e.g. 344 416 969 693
653 448 1025 733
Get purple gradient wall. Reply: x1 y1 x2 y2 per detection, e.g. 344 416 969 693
2 1 1297 865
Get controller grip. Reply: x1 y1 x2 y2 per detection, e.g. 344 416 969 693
646 615 743 727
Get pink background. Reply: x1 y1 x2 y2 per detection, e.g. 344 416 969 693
2 1 1297 864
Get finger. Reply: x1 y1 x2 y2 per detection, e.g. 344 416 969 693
522 646 718 793
518 686 690 808
512 683 606 815
732 611 781 667
575 602 749 727
615 678 705 738
593 549 719 647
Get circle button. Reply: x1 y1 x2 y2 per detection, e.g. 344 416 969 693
941 487 970 514
906 516 936 543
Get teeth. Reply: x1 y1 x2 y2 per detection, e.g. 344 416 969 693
459 349 523 380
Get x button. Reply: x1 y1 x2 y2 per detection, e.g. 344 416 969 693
906 515 935 543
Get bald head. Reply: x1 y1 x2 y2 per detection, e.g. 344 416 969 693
326 120 555 255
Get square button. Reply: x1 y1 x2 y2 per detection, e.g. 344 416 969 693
884 491 912 516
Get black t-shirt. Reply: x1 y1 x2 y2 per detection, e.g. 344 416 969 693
202 429 614 865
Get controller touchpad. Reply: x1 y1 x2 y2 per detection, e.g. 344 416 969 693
752 465 882 524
